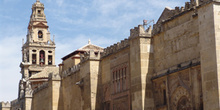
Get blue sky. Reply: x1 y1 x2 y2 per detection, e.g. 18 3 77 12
0 0 186 101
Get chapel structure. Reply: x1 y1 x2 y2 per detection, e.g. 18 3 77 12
2 0 220 110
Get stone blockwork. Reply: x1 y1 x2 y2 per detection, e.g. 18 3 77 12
152 65 202 110
198 1 220 109
0 102 11 110
5 0 220 110
32 73 61 110
153 8 200 74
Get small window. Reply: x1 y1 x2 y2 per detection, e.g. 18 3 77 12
29 72 32 77
32 54 36 64
38 31 43 38
48 51 52 53
48 55 52 65
32 50 36 52
38 10 41 14
163 89 167 105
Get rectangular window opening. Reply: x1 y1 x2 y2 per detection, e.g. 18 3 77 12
38 10 41 14
32 54 36 64
48 55 52 65
163 89 167 105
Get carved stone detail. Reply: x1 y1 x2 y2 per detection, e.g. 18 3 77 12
170 87 191 110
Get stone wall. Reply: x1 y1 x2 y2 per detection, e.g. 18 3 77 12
0 102 11 110
60 51 101 110
32 82 50 110
62 57 80 71
101 38 129 58
32 73 61 110
101 45 130 110
198 1 220 109
152 65 202 110
129 25 154 110
100 25 154 110
153 9 200 74
61 70 82 110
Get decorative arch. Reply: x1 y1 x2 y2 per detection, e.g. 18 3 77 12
38 31 43 38
170 86 192 110
177 96 191 110
39 50 45 66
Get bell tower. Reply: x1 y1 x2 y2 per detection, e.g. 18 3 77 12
21 0 56 79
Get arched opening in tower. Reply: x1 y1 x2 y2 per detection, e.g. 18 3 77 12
38 31 43 38
39 50 45 66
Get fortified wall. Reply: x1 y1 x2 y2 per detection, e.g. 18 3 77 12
31 73 61 110
151 0 220 110
4 0 220 110
0 102 11 110
59 51 102 110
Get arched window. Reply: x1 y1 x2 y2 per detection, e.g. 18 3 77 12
38 31 43 38
39 50 45 66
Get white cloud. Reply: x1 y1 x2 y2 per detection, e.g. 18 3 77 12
56 0 64 7
0 0 187 101
0 22 25 101
46 0 185 36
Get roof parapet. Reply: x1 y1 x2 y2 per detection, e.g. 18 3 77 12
62 64 80 78
129 25 151 39
0 101 11 108
152 0 208 35
33 82 49 94
101 25 152 58
101 38 129 58
11 99 19 106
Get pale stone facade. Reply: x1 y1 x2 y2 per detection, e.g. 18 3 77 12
3 0 220 110
0 102 11 110
2 0 58 110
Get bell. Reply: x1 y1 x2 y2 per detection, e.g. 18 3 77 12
40 58 44 63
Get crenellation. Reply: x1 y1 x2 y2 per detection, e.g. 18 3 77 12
80 50 101 63
62 64 80 78
0 102 11 108
101 38 130 58
191 0 196 7
101 25 148 58
180 6 185 12
129 25 149 39
153 0 201 36
10 99 19 106
33 82 49 94
110 45 114 53
185 2 191 10
175 7 180 15
6 0 220 110
48 73 61 81
114 44 117 52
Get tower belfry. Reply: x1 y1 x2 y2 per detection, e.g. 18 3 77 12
21 0 56 79
15 1 57 109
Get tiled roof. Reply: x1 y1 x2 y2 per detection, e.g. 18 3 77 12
30 66 59 79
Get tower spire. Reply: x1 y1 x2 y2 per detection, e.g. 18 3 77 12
36 0 40 2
